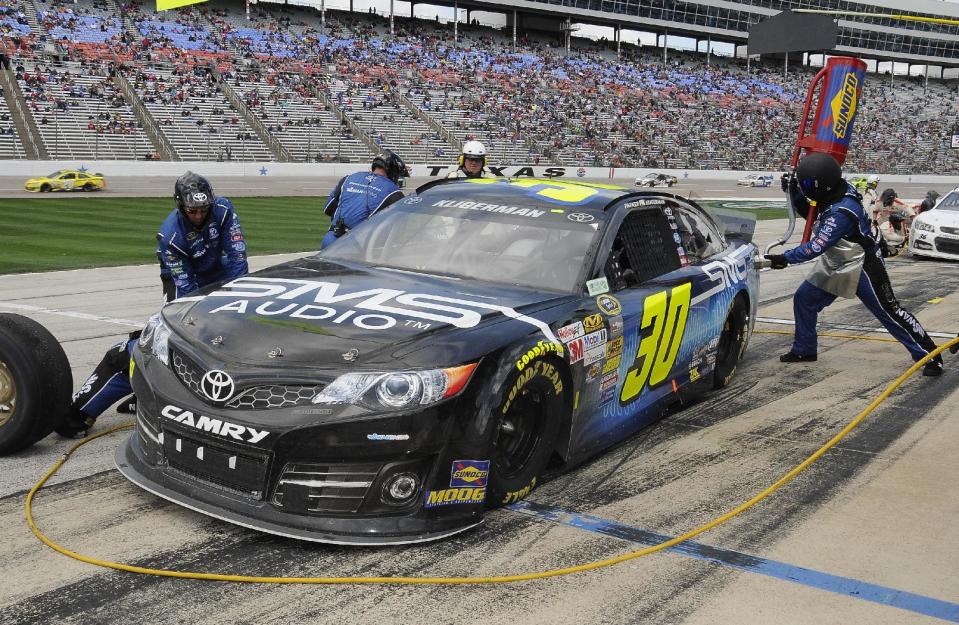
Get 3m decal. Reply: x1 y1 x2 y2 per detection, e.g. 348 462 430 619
620 283 692 403
450 460 490 488
568 337 584 364
425 487 486 508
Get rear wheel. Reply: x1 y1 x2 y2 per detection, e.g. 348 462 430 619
83 183 95 192
713 295 749 390
487 359 564 507
0 314 73 455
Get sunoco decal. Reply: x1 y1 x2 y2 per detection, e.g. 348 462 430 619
450 460 489 488
207 277 558 342
830 72 859 139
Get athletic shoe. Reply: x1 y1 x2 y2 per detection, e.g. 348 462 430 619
779 352 817 363
922 361 943 377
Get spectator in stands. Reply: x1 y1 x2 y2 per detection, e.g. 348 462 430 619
321 150 408 249
447 140 493 179
57 172 249 438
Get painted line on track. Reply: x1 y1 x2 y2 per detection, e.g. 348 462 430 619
756 316 956 339
509 501 959 622
0 301 143 328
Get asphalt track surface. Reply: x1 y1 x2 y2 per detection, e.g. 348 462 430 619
2 208 959 623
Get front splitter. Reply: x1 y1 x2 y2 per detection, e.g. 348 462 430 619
114 433 481 546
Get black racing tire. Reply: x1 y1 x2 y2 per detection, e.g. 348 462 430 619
40 183 51 193
83 183 95 192
712 295 749 390
0 314 73 455
487 359 565 507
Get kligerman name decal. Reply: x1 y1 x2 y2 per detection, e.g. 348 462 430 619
206 277 559 342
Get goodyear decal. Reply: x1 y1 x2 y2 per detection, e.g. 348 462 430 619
501 477 536 505
425 487 486 508
502 360 563 414
830 72 859 139
516 340 564 371
450 460 490 488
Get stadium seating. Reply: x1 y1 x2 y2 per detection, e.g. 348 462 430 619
1 0 956 175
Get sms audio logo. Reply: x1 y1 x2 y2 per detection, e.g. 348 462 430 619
830 73 859 139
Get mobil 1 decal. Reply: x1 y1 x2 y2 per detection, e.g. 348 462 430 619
620 282 691 404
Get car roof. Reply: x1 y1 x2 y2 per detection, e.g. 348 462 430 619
414 177 632 215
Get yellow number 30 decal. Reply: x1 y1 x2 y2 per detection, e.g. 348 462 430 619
620 283 692 403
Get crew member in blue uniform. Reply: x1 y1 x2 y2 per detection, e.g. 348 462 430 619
321 150 408 249
56 172 249 438
765 153 942 376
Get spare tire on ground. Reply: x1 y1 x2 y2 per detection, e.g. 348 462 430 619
0 313 72 455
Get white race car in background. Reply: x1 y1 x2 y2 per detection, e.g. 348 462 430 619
737 174 774 187
910 187 959 260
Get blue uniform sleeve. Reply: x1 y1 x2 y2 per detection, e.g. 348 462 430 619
370 189 404 216
216 197 249 281
324 176 346 218
783 209 856 264
158 229 199 298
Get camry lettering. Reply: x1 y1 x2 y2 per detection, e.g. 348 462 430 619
161 405 270 444
208 277 558 342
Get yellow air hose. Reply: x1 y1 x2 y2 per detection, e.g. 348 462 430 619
25 336 959 585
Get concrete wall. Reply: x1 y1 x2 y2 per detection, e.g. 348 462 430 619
2 160 956 184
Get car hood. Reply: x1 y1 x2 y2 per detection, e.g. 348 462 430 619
917 210 959 228
163 257 574 369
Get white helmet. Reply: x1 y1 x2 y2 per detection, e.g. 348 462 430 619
867 175 880 185
462 140 486 159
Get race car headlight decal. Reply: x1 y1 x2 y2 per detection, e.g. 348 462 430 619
312 363 478 411
915 222 935 232
139 313 171 365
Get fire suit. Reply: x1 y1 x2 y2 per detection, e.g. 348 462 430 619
58 199 249 436
782 183 940 363
321 171 403 249
157 197 249 301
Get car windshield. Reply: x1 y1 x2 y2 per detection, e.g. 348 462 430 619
933 191 959 211
47 170 66 178
643 174 658 179
322 199 603 292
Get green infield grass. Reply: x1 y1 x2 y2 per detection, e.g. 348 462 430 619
2 196 328 274
700 199 788 221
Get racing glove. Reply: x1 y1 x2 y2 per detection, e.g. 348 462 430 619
765 254 788 270
780 173 797 194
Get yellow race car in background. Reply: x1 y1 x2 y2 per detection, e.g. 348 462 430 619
25 170 106 193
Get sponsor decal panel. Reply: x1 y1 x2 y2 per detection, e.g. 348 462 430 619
600 371 619 392
606 336 624 358
425 487 486 508
568 337 584 364
587 362 601 380
366 433 410 441
584 345 606 366
586 277 610 296
557 321 585 343
596 294 622 316
602 355 621 375
582 329 608 350
450 460 490 488
583 313 604 333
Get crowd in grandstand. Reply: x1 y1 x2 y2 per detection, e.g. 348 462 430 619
0 0 956 173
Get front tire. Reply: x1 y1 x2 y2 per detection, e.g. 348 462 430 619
487 359 565 507
0 314 73 455
713 295 749 389
40 184 51 193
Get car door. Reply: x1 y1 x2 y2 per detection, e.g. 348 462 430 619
59 172 76 190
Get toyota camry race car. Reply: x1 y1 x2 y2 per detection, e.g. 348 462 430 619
910 187 959 260
737 174 774 188
635 173 678 188
117 178 760 545
25 170 106 192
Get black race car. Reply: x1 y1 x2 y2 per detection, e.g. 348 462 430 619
117 178 760 545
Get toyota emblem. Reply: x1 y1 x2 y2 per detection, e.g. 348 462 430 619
567 212 594 223
200 369 235 402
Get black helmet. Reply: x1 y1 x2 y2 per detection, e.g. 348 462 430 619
794 152 844 203
880 188 898 206
174 171 215 217
371 150 409 184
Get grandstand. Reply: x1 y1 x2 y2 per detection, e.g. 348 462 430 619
0 0 956 174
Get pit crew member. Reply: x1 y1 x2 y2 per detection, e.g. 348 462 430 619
446 140 493 179
765 153 942 377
